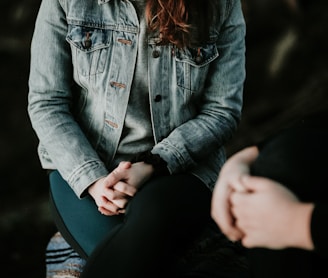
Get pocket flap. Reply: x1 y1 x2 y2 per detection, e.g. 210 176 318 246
66 25 111 52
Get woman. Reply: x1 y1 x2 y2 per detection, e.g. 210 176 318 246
211 111 328 277
28 0 246 277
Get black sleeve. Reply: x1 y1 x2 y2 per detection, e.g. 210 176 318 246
249 111 328 257
311 203 328 259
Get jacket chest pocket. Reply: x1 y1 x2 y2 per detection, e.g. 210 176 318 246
67 25 113 76
175 43 219 92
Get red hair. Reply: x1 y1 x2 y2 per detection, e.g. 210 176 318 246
145 0 217 48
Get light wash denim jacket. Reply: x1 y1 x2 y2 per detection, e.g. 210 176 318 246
28 0 246 197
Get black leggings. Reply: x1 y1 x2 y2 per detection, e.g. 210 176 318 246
49 171 212 278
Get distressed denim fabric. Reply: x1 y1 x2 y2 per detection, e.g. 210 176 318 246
28 0 246 197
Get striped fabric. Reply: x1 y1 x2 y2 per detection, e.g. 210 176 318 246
46 232 85 278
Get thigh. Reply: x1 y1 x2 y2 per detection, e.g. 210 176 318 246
49 170 124 258
126 174 213 246
81 174 212 278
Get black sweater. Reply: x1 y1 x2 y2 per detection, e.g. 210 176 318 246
250 110 328 257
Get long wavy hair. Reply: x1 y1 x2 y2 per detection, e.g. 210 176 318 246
145 0 218 48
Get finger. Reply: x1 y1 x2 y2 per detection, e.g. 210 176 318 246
111 196 129 209
211 187 243 241
230 191 242 206
230 191 250 213
98 206 119 216
226 193 247 241
113 181 137 197
241 235 256 248
223 214 245 242
99 196 121 213
117 208 126 214
211 183 231 229
230 192 253 235
220 221 244 242
104 166 130 187
118 161 132 170
102 188 130 209
104 187 127 200
230 175 249 193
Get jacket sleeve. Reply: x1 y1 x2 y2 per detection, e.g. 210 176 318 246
28 0 108 197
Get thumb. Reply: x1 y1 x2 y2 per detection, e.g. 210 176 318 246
104 163 131 186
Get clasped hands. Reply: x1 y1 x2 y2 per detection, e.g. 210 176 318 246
211 146 313 250
88 161 154 216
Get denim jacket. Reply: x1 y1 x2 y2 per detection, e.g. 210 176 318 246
28 0 246 197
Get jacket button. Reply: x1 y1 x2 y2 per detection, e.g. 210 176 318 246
152 50 160 58
84 39 92 49
154 95 162 102
195 55 203 64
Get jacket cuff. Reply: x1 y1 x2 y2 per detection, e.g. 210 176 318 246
67 161 109 198
131 151 170 177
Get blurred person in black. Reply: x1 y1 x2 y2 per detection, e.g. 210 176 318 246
212 107 328 277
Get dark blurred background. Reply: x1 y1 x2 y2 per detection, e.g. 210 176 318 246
1 0 327 277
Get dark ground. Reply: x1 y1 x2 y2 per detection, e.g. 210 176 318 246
1 0 328 277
